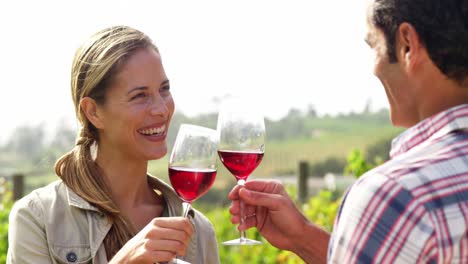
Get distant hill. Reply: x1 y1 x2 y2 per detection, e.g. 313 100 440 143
1 107 404 193
150 108 403 188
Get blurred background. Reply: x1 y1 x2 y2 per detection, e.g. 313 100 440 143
0 0 404 262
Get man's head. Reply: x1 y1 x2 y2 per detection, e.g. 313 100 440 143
366 0 468 127
371 0 468 85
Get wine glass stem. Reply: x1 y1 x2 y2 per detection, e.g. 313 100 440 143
182 202 192 218
240 201 247 242
172 202 192 264
237 179 247 242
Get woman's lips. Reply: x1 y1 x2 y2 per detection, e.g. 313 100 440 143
138 124 167 141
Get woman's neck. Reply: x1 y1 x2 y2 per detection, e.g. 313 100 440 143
95 149 152 209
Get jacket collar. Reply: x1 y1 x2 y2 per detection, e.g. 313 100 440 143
147 174 182 216
65 174 188 215
64 175 196 261
66 184 101 212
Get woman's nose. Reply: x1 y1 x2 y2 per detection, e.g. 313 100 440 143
149 94 169 118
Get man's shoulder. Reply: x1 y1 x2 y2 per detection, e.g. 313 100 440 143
353 147 468 211
373 135 467 184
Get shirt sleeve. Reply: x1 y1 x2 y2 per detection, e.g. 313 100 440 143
7 194 53 264
327 174 435 263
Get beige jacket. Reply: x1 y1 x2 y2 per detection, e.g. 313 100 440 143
7 176 220 264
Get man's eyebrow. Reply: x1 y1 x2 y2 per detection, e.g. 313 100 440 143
161 80 170 86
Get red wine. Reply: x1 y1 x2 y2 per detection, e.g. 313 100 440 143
218 150 264 181
169 167 217 203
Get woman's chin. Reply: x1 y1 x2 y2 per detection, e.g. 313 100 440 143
145 150 167 161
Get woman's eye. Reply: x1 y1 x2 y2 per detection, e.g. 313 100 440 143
131 92 147 100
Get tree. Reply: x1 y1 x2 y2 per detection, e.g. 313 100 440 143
5 123 46 161
307 104 317 118
344 149 373 178
365 135 392 164
362 98 372 114
49 118 77 153
285 108 302 119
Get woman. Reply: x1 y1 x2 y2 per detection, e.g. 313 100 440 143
7 25 220 264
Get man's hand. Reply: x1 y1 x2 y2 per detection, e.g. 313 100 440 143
228 179 330 264
229 180 310 250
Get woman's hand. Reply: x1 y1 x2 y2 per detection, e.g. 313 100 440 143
110 217 193 264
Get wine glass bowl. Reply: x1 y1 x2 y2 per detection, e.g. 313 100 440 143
168 167 217 204
217 97 265 245
168 124 218 217
217 150 264 182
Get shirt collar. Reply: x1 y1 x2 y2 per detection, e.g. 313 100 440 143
390 104 468 158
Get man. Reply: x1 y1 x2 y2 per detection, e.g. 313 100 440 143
228 0 468 263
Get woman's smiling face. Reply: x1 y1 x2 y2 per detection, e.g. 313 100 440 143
95 47 175 161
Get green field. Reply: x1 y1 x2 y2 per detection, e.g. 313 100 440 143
2 109 405 263
13 110 403 200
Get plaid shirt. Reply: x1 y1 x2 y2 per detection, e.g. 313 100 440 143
328 104 468 263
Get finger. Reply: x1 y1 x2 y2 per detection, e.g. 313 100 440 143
146 237 188 257
237 213 257 231
229 202 240 224
230 207 256 226
244 179 284 193
148 250 177 263
229 200 240 215
228 184 243 200
147 239 188 256
147 226 191 247
151 218 194 237
230 198 256 215
244 205 256 217
239 188 286 211
231 214 241 225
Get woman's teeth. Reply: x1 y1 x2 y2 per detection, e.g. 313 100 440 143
139 125 166 135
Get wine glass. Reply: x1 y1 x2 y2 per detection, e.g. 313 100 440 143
168 124 218 264
169 124 219 218
217 97 265 246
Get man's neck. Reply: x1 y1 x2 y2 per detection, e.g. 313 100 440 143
417 76 468 122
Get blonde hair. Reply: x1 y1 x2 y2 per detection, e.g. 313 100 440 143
55 25 158 260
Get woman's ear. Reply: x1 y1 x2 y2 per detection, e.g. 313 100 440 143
80 97 104 129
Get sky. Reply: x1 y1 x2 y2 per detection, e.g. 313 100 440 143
0 0 388 143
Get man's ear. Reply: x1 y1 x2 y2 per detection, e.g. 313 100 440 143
80 97 104 129
396 22 424 72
